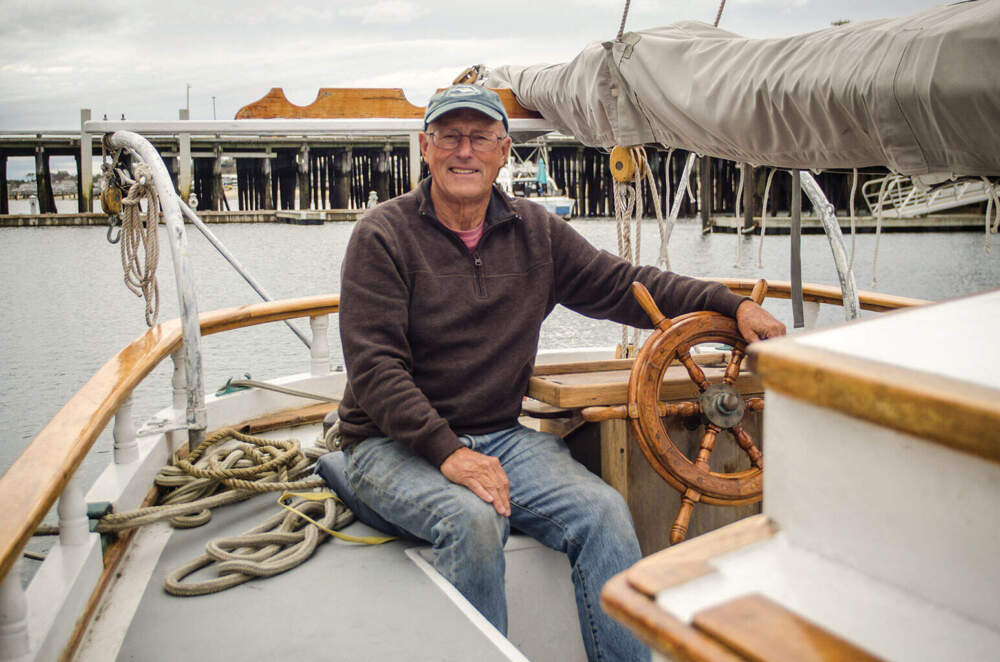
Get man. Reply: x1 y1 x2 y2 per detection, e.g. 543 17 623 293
336 85 785 662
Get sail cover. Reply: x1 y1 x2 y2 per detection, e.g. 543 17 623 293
485 0 1000 177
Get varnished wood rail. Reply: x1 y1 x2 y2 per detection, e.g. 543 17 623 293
0 294 339 584
707 278 927 313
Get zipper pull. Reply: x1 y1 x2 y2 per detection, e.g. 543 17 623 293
473 254 483 267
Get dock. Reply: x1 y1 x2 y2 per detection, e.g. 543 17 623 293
708 213 986 234
0 209 363 228
1 105 993 226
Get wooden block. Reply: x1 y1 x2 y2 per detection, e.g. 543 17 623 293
693 594 886 662
528 364 761 409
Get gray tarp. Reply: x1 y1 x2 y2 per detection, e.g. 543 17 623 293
485 0 1000 177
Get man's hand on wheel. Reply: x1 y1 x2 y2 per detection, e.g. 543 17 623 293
736 300 786 343
440 447 511 517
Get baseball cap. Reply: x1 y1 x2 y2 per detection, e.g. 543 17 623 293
423 85 510 133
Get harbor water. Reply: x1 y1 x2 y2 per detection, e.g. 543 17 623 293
1 216 998 495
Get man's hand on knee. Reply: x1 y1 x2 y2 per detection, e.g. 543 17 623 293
440 447 511 517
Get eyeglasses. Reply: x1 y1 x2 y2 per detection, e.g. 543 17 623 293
426 131 506 152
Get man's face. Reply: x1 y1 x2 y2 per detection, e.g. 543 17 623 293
419 109 511 207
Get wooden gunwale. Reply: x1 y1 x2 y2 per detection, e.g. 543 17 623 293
0 294 339 584
707 278 926 312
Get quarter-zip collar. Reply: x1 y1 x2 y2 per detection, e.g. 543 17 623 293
416 176 518 234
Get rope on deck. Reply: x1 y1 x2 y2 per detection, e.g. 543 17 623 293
163 494 353 596
96 428 324 533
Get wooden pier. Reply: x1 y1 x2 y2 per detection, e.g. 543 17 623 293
0 105 992 227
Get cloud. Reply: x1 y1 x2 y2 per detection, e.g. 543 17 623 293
339 1 428 24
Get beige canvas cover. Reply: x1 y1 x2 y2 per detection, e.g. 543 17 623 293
486 1 1000 176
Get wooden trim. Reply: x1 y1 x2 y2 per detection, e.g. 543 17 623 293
707 278 927 312
750 340 1000 465
528 365 761 409
0 294 338 584
533 359 636 376
238 402 338 434
602 573 748 662
625 515 777 596
601 515 777 662
692 593 887 662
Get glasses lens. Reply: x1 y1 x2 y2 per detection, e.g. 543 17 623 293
431 132 500 152
435 133 461 149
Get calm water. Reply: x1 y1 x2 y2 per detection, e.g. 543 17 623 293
1 218 998 488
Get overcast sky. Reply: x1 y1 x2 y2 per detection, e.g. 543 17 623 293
2 0 946 176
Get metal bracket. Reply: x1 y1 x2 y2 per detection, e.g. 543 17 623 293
136 415 190 437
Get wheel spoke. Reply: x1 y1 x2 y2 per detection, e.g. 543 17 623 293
694 424 720 470
723 348 746 385
676 345 710 391
733 423 763 469
745 397 764 412
661 401 700 417
670 488 701 544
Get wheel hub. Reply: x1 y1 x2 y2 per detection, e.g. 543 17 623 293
699 383 745 429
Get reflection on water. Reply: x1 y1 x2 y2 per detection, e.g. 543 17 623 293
1 218 997 487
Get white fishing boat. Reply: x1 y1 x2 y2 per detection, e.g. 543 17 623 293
498 153 577 220
2 2 999 662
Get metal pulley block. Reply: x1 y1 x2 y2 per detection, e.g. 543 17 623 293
101 183 123 215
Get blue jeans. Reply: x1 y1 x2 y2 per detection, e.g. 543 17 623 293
344 424 647 662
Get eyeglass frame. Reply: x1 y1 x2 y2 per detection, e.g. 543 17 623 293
424 130 508 152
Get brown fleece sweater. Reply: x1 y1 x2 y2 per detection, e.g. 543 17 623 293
337 178 747 466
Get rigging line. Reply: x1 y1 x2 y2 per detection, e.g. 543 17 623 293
849 168 858 269
733 163 745 267
757 168 776 268
714 0 728 27
654 148 672 270
871 175 897 287
616 0 631 39
983 176 998 254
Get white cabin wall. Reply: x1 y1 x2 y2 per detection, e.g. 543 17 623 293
763 391 1000 631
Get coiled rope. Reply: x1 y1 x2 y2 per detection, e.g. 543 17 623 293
119 162 161 327
163 493 351 596
96 426 395 596
97 428 325 533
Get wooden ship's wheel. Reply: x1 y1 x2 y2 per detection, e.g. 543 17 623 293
584 280 768 544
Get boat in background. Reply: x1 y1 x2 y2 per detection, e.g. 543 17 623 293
498 150 576 220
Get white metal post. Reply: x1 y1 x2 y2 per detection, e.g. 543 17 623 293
310 315 331 376
177 109 192 202
108 131 206 451
168 349 187 454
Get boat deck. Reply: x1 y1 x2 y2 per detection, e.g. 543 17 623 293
77 427 586 662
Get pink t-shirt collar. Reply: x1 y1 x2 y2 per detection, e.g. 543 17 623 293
448 221 484 252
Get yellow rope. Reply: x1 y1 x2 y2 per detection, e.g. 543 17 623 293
279 490 396 545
